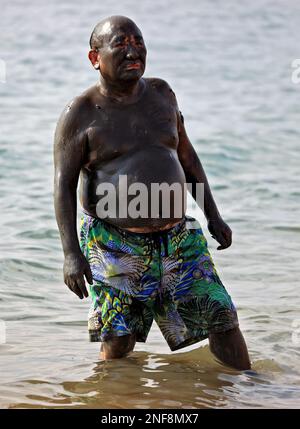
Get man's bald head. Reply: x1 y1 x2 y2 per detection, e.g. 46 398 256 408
88 16 146 83
89 15 142 51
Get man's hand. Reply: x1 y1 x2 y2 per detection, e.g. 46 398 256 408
63 253 93 299
207 217 232 250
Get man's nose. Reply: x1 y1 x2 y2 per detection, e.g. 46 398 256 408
125 45 139 60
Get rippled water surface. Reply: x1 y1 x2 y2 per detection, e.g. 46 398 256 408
0 0 300 408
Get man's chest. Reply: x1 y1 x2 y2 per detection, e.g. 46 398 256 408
85 100 179 161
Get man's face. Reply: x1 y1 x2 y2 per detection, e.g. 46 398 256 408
96 22 147 83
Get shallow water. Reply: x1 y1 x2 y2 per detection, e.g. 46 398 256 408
0 0 300 408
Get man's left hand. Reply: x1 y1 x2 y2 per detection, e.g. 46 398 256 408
207 217 232 250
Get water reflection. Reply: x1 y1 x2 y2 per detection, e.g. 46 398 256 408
10 346 278 409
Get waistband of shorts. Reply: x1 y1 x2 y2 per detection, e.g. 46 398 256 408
81 211 195 240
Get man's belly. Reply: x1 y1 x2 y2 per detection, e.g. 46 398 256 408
79 149 187 231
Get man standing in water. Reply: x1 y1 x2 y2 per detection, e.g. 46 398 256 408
54 16 251 370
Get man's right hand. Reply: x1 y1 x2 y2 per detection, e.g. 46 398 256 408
63 253 93 299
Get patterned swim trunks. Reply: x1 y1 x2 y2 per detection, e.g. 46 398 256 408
79 214 239 351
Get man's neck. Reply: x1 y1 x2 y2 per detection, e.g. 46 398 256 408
97 76 145 104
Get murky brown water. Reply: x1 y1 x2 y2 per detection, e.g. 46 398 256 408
0 341 289 409
0 315 298 408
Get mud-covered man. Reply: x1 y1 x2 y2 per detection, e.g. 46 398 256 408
54 16 251 369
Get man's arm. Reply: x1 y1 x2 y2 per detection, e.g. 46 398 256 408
176 108 232 250
54 99 93 298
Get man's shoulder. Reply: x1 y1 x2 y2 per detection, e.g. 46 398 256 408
56 85 97 131
145 77 178 105
62 86 96 117
145 77 173 92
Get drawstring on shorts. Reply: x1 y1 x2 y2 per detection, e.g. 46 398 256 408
149 230 169 302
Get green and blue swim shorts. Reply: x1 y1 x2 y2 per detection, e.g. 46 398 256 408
79 214 239 351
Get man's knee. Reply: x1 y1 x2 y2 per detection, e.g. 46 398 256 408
100 334 136 359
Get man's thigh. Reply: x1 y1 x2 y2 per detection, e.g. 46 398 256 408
88 285 153 344
154 219 239 351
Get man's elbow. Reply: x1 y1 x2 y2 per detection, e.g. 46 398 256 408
54 170 78 192
179 154 197 175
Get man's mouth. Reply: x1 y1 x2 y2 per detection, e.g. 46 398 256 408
124 61 142 70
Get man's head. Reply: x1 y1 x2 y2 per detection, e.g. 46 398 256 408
88 16 147 83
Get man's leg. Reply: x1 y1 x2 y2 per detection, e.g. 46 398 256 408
100 334 136 359
209 327 251 370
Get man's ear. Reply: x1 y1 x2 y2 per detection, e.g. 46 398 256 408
88 49 100 70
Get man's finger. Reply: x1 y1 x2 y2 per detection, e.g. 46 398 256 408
217 243 229 250
222 230 232 247
72 285 84 299
223 229 232 245
217 233 231 250
84 266 93 285
215 232 227 249
77 277 89 298
66 277 75 289
68 277 83 299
